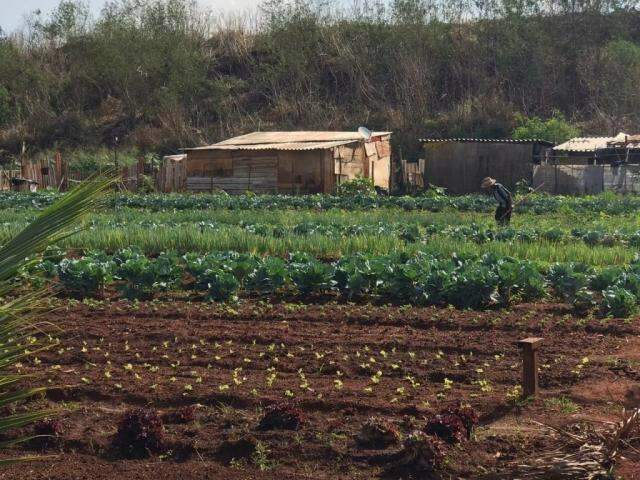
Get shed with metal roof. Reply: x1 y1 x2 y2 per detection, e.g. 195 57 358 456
551 133 630 165
418 138 553 194
183 131 391 194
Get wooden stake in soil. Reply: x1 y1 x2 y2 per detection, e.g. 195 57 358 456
516 337 544 397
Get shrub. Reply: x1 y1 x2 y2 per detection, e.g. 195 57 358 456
246 256 288 293
547 263 590 301
336 176 376 196
115 256 157 300
399 224 421 242
590 267 624 292
444 265 498 309
153 252 182 289
573 288 596 314
512 111 580 144
497 260 546 304
113 408 165 459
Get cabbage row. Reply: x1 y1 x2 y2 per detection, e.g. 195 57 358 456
32 247 640 317
5 191 640 215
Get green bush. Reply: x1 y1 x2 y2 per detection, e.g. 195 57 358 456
512 111 580 144
336 177 376 197
590 267 624 292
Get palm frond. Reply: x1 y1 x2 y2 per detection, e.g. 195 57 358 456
0 175 115 460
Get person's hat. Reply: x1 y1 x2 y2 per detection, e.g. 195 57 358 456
481 177 496 188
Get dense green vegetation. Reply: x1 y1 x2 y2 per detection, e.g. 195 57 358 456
0 191 637 266
2 189 638 316
27 246 640 317
5 190 640 214
1 0 638 163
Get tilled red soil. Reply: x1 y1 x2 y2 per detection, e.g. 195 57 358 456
2 300 639 479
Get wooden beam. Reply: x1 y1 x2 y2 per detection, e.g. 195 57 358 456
516 337 544 397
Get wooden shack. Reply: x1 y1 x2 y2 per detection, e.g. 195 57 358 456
183 131 391 194
421 138 553 194
551 132 629 165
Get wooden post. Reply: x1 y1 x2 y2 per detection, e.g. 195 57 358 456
516 337 544 397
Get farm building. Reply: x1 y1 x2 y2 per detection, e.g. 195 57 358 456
419 138 553 194
183 131 391 194
551 132 629 164
534 132 640 194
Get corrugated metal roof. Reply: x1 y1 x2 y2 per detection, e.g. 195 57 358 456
216 131 391 146
554 132 629 152
420 138 553 146
184 130 391 152
188 140 360 152
606 133 640 147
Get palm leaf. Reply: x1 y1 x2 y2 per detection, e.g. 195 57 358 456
0 175 115 459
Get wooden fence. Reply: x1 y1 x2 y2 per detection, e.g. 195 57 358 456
17 153 186 193
400 159 426 193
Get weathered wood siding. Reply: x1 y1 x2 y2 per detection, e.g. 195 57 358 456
333 135 391 191
423 142 538 194
185 134 391 194
185 149 329 194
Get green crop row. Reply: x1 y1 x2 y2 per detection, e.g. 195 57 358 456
29 247 640 318
4 190 640 215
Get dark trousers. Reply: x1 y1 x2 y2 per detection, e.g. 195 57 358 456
495 205 512 226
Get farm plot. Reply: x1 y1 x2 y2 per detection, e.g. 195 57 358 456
3 300 640 479
2 190 640 479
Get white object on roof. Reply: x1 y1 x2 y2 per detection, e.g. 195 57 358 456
163 154 187 162
358 126 373 141
554 132 629 152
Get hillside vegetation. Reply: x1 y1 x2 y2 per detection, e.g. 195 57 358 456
0 0 639 161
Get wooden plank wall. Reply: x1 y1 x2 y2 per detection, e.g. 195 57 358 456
187 157 278 194
423 142 535 194
333 135 391 191
401 159 426 192
186 149 326 194
157 156 186 192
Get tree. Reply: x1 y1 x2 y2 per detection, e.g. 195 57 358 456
0 86 10 126
512 111 581 144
